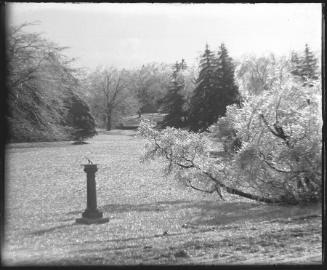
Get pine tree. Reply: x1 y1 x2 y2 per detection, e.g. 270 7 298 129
159 59 186 128
212 43 240 118
290 51 302 77
188 43 239 132
188 44 217 131
67 94 97 143
300 44 318 80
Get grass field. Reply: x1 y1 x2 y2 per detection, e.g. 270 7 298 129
2 130 322 265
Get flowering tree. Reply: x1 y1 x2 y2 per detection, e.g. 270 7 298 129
138 67 322 204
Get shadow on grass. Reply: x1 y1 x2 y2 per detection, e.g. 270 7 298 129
69 230 192 247
66 200 190 216
6 141 75 150
100 200 190 214
188 200 321 226
29 223 75 236
67 200 321 227
97 129 138 137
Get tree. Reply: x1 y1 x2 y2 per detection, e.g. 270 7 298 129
66 94 97 144
236 55 275 95
86 67 137 130
188 43 240 132
212 43 240 118
7 22 91 142
139 67 321 205
290 51 302 78
300 44 319 81
290 44 319 82
132 63 171 114
159 59 187 128
188 44 217 131
236 54 292 97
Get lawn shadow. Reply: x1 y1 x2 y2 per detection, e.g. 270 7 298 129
101 199 191 213
66 200 191 215
66 210 82 215
66 199 321 228
6 141 75 150
186 200 322 226
28 223 75 236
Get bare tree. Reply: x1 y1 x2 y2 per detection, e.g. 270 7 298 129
102 69 126 130
87 68 137 130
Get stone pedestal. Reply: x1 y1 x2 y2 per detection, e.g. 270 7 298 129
76 164 109 225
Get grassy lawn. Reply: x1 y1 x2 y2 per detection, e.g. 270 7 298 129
2 130 322 265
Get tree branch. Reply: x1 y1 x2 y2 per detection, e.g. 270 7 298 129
150 133 282 204
259 113 290 146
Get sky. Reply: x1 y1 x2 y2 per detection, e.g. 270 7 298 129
7 3 322 70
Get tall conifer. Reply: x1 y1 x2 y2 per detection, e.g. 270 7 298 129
188 43 239 132
159 59 186 128
212 43 239 121
301 44 318 80
188 44 217 131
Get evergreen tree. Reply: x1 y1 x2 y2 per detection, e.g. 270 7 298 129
66 94 97 143
159 59 187 128
300 44 318 80
212 43 240 120
290 51 302 77
188 44 217 131
290 44 319 82
188 43 239 132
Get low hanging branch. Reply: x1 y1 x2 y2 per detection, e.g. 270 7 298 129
259 113 290 146
147 129 283 204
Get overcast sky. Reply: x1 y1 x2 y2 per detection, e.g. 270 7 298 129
7 3 322 70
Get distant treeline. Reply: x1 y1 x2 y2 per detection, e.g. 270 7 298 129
6 22 320 142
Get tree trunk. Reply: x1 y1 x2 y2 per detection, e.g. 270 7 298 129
106 112 112 131
222 185 283 204
202 167 284 204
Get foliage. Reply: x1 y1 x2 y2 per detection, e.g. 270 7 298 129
290 44 319 82
215 74 321 203
188 44 240 132
235 54 292 96
139 67 322 204
66 94 97 142
159 60 187 128
236 55 275 96
7 23 94 142
131 63 171 113
213 43 240 110
187 44 217 132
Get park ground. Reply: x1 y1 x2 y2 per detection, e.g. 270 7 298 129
2 130 322 265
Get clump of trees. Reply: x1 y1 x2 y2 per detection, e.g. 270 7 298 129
158 43 240 132
84 63 172 130
133 63 171 114
290 44 319 81
7 23 96 142
139 45 321 205
187 43 240 132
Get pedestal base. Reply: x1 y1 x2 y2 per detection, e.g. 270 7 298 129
76 217 109 225
82 209 103 219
